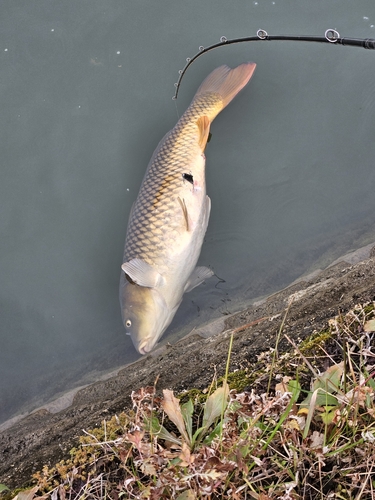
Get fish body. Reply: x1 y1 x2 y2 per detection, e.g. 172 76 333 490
120 62 256 354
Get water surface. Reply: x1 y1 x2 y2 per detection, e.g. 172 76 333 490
1 0 375 424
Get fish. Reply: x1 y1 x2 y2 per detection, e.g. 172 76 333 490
120 62 256 354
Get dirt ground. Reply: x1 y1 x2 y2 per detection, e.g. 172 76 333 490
1 245 375 490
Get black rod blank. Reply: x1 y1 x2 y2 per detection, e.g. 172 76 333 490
173 29 375 99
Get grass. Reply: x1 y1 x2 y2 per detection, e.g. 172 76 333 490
3 301 375 499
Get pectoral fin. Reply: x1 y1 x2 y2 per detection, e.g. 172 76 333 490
197 116 211 151
177 197 189 231
184 266 214 293
203 195 211 233
121 258 164 288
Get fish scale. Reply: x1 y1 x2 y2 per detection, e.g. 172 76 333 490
123 93 222 270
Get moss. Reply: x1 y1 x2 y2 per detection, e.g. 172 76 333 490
1 492 15 500
299 329 333 356
32 413 132 494
178 388 208 406
363 303 374 315
78 412 130 445
218 369 252 392
178 370 253 404
1 488 33 500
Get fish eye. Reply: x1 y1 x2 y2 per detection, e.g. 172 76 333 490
125 319 132 328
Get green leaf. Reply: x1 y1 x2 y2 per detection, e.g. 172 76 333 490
300 362 344 410
0 484 9 492
321 406 339 425
203 420 222 445
192 424 205 445
181 399 194 442
312 362 344 394
262 379 301 448
288 379 301 399
364 369 375 389
202 382 229 430
144 415 162 434
302 390 338 439
143 416 181 445
314 389 338 407
170 457 182 466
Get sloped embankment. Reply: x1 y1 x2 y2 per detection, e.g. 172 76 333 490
1 245 375 490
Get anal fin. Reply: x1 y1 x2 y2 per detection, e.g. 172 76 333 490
184 266 214 293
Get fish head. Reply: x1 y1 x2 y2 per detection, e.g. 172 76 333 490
121 280 172 355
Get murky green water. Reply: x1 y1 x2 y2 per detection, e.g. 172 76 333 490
1 0 375 424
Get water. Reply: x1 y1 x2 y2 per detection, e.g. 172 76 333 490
1 0 375 424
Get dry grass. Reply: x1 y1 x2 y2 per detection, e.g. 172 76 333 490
4 302 375 499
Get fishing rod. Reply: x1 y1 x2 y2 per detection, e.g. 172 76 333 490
173 29 375 100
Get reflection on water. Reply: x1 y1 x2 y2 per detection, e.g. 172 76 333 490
1 0 375 425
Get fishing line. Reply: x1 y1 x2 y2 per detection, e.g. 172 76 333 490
173 95 180 120
173 28 375 100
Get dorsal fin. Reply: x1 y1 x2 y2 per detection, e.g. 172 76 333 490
196 116 210 151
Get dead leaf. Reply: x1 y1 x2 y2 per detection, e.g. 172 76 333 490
126 429 145 448
284 414 306 431
204 469 226 480
140 486 152 498
126 430 152 456
176 490 196 500
58 484 66 500
362 431 375 443
301 388 320 439
310 430 324 449
346 385 373 407
364 319 375 333
250 455 263 466
162 390 190 444
140 461 157 476
13 486 39 500
298 407 309 416
275 376 292 395
179 441 195 467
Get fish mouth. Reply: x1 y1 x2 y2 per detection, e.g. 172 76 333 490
138 338 154 355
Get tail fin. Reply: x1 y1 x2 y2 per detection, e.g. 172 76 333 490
194 62 256 113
